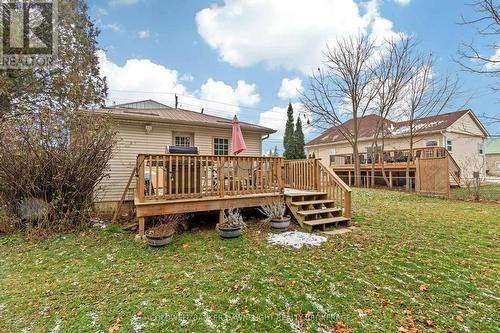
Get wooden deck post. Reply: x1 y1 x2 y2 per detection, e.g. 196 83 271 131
389 171 393 189
348 171 352 186
344 191 352 219
138 217 145 237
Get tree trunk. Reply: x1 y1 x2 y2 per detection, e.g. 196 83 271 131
406 140 413 192
353 143 361 187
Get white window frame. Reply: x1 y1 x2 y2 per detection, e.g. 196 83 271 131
213 137 229 156
446 140 452 152
495 161 500 170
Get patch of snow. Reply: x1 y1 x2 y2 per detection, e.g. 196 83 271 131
184 272 193 278
228 297 239 305
49 319 62 333
88 312 98 326
179 319 188 327
286 316 301 333
0 303 6 311
194 298 203 307
130 314 146 332
268 231 327 249
106 254 114 261
35 257 43 265
91 218 106 229
203 310 216 329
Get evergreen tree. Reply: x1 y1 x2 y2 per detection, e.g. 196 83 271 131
283 103 295 159
294 117 306 159
273 146 279 156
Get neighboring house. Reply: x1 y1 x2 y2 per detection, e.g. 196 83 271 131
484 137 500 177
306 110 489 187
88 100 275 207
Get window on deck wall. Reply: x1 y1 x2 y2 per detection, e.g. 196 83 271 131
447 140 452 152
213 138 229 155
175 136 191 147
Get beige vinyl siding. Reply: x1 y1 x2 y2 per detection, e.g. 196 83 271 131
307 133 443 164
447 112 485 136
96 120 264 203
443 132 485 178
485 154 500 177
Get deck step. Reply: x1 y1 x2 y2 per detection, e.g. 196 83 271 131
298 208 341 216
291 199 334 206
304 216 350 226
285 192 326 197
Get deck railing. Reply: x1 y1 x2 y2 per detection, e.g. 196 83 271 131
136 154 284 202
330 147 448 167
284 159 352 218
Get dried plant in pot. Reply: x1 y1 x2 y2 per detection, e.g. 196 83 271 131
145 214 185 247
216 208 245 239
259 201 290 232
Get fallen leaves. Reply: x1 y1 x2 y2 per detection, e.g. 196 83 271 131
454 315 464 323
355 308 372 319
419 284 429 291
108 317 121 333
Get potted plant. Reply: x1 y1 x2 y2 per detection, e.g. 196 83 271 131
216 208 245 239
259 201 290 232
145 214 184 247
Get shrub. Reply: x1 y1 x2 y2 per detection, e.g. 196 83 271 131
0 112 115 233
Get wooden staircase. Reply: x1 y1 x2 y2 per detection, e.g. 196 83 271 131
285 192 349 231
284 159 352 232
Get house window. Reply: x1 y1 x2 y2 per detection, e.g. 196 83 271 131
479 143 484 155
213 138 229 155
496 162 500 170
426 140 438 147
447 140 452 152
175 136 191 147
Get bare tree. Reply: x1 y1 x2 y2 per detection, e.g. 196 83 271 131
457 0 499 92
402 56 461 192
301 34 381 186
370 36 420 187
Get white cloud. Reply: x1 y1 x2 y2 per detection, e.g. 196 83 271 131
258 103 312 141
278 78 303 99
138 29 150 39
98 51 260 118
194 78 260 117
196 0 399 73
102 23 121 32
180 73 194 82
393 0 410 6
97 50 187 105
485 46 500 70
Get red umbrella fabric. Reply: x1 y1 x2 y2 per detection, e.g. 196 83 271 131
231 115 247 155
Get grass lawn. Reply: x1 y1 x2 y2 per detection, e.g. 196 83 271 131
0 189 499 332
451 183 500 202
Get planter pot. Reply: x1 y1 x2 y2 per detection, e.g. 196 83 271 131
145 233 174 247
271 215 291 232
216 224 243 239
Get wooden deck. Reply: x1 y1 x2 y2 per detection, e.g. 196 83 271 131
133 154 352 235
329 147 461 188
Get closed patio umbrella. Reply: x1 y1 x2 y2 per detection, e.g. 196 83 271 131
232 115 247 191
231 115 246 155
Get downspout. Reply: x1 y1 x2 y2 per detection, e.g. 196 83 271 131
261 133 270 156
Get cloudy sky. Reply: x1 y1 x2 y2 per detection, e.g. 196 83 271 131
89 0 499 153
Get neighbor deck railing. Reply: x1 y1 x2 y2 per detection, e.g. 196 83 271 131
284 159 352 218
136 154 284 202
330 147 448 167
